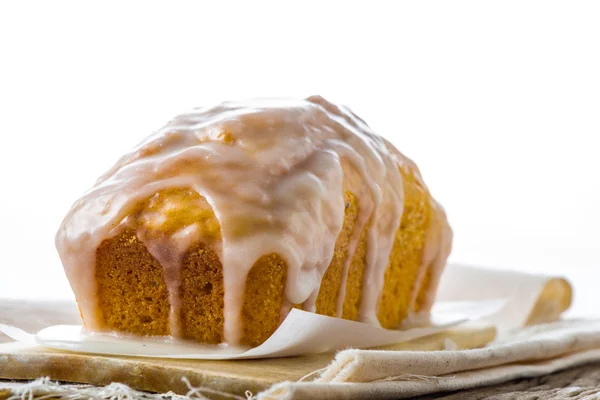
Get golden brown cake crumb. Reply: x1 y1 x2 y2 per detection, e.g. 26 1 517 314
96 230 170 335
315 191 359 317
341 222 369 321
180 242 225 343
242 254 287 346
377 165 432 328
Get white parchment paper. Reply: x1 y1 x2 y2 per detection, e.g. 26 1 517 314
438 264 557 330
0 264 563 359
0 299 503 359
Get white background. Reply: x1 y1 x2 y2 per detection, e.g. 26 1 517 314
0 1 598 316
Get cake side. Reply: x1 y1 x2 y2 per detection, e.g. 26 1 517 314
92 164 448 345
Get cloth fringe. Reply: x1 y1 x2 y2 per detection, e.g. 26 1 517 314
4 377 254 400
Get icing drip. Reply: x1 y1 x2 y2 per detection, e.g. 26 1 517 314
55 96 442 344
334 162 374 318
420 204 453 312
138 225 201 337
401 199 452 328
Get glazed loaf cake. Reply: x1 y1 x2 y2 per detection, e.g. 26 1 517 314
56 96 452 347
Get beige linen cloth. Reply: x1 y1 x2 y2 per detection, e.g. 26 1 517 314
263 265 586 399
260 319 600 399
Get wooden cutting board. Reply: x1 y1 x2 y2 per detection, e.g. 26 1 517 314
0 271 573 397
0 323 495 397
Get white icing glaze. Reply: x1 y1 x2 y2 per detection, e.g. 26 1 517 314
55 96 448 345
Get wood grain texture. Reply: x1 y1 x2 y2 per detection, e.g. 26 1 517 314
0 325 495 397
419 363 600 400
0 300 80 343
0 300 495 396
